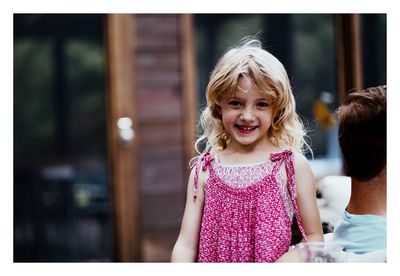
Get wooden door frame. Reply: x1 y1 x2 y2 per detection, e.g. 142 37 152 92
180 14 198 178
336 14 363 103
106 14 142 262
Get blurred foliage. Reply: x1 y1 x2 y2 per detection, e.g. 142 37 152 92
14 39 55 158
66 40 107 155
216 15 263 55
14 35 107 161
291 14 336 157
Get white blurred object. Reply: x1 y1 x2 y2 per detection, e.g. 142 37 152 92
292 241 343 262
317 175 351 229
117 117 135 143
309 158 342 179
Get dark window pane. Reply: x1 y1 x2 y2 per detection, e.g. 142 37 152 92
14 14 113 262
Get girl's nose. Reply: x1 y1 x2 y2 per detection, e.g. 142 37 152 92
240 108 255 121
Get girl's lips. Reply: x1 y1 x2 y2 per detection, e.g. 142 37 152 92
235 124 258 134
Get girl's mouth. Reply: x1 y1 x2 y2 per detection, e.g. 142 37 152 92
235 124 258 134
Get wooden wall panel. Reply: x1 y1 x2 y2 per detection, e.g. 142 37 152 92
134 14 195 261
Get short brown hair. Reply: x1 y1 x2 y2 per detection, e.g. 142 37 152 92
337 85 386 181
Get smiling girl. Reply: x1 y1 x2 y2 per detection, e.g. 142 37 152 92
171 38 323 262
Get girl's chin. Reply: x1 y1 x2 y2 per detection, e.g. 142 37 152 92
232 135 259 146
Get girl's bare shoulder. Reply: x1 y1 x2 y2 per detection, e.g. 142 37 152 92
292 151 313 173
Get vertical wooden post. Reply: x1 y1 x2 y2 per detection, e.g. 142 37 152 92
180 14 198 175
336 14 363 103
106 14 142 262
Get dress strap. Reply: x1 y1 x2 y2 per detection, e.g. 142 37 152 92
270 149 308 244
193 152 214 199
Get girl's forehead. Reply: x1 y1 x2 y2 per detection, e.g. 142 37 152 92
237 76 253 91
233 77 269 99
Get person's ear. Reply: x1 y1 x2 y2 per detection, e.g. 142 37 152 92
212 106 222 119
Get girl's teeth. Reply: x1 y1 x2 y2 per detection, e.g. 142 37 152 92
240 126 256 130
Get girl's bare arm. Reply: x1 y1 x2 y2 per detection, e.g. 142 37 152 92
294 153 324 242
170 166 206 262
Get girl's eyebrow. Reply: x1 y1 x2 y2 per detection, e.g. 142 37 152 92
227 95 269 101
226 96 240 100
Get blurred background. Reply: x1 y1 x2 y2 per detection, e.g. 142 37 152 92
14 14 386 262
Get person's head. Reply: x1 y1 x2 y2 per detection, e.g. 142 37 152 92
196 38 307 154
337 85 386 181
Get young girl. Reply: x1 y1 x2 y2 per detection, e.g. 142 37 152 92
171 38 323 262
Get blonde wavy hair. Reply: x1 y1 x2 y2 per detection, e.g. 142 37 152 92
195 38 310 157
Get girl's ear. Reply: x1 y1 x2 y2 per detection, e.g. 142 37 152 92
217 108 223 119
212 106 222 119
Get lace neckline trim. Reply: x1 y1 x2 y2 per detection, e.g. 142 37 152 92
213 149 292 168
214 152 271 168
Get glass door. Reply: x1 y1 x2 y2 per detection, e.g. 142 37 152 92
14 14 114 261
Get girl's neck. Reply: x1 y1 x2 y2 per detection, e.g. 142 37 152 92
226 137 277 153
220 139 281 165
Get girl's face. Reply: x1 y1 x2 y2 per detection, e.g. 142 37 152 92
220 76 273 149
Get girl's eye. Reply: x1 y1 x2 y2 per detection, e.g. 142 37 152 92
228 100 241 108
257 102 269 108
